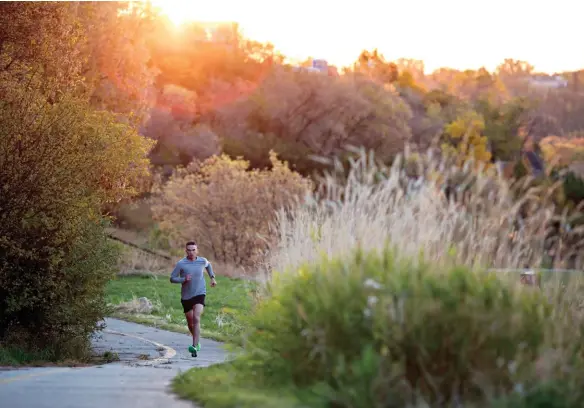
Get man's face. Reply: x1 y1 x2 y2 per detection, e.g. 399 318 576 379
186 244 198 259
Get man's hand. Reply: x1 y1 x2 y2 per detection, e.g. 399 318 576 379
210 278 217 287
184 274 192 283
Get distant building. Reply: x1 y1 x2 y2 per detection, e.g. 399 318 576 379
292 58 338 76
312 59 328 73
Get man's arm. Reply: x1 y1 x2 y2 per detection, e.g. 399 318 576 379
204 260 216 279
170 263 185 284
205 259 217 286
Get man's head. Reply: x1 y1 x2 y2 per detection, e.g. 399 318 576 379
185 241 198 260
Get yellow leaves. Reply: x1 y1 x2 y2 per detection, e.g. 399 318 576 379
443 111 492 167
78 108 155 204
397 71 426 94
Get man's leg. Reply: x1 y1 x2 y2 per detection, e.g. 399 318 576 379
186 307 198 356
185 310 194 336
192 303 204 349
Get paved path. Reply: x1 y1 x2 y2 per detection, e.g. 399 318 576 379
0 318 229 408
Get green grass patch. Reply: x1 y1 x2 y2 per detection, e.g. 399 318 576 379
105 275 257 344
0 346 56 366
172 357 329 408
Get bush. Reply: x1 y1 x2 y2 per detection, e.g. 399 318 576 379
245 247 584 407
150 151 312 268
0 74 153 359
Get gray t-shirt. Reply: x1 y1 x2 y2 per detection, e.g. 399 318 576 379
170 256 215 299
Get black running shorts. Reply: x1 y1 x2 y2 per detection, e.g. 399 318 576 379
181 294 206 313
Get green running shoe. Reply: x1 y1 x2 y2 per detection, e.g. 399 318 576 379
188 344 197 357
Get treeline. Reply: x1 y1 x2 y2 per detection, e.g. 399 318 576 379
142 34 584 174
133 18 584 191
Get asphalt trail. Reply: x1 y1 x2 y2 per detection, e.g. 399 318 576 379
0 318 228 408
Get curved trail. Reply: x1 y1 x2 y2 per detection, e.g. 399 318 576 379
0 318 228 408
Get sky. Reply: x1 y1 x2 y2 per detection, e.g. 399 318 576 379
149 0 582 74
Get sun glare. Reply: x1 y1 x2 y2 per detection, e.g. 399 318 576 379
144 0 584 74
148 0 238 26
149 0 193 26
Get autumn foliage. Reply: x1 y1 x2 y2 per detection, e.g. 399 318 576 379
150 152 312 268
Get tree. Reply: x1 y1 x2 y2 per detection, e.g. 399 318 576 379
442 111 492 166
0 2 85 98
0 75 154 357
141 84 220 167
76 1 159 125
216 68 413 175
0 1 154 358
451 68 508 103
530 89 584 135
496 58 534 79
0 1 158 125
354 49 399 84
476 98 531 161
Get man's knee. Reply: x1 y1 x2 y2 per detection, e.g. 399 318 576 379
193 306 204 323
192 313 201 324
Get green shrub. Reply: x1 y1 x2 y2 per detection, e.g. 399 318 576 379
0 70 152 359
245 247 584 407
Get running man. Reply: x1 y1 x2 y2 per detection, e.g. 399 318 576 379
170 241 217 357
